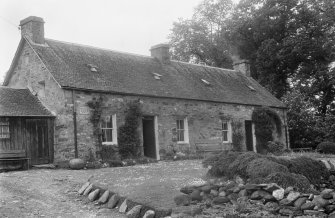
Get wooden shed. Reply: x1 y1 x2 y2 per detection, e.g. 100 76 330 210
0 87 54 170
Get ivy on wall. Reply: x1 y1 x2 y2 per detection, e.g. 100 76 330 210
232 121 243 151
252 107 282 153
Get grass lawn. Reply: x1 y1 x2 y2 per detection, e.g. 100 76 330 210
88 160 207 209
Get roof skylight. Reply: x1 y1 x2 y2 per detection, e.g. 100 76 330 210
201 79 210 85
246 85 256 91
152 73 162 80
87 64 98 72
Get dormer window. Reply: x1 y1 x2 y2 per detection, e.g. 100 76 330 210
87 64 98 72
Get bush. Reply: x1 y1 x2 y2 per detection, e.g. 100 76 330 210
246 158 289 179
100 144 120 161
317 141 335 154
203 151 241 177
267 141 285 155
260 172 311 192
227 152 262 179
266 156 292 168
288 156 329 187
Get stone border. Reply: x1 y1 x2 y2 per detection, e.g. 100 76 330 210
78 181 172 218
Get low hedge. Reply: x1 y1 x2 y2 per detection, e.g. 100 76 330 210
317 141 335 154
246 158 289 179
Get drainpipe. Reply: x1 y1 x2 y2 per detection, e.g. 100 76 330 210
72 90 78 158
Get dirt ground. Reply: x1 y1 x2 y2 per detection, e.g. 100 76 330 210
0 160 206 218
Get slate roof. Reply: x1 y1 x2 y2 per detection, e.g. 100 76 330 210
16 38 285 108
0 87 53 116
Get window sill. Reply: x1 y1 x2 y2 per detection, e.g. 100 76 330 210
177 141 189 144
222 141 232 144
102 142 117 146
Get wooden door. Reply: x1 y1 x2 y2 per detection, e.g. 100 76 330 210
245 120 254 152
142 116 156 159
26 119 49 165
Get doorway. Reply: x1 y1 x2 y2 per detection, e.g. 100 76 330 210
142 116 157 159
245 120 254 152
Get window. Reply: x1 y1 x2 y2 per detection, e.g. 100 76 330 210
0 120 10 139
176 118 189 143
101 114 117 145
222 121 232 143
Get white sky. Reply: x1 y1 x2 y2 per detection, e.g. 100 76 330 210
0 0 238 83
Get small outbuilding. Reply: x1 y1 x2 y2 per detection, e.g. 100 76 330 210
0 87 54 170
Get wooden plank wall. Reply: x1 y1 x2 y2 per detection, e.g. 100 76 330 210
0 117 25 153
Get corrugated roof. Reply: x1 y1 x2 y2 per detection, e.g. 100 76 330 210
0 87 53 117
29 39 285 108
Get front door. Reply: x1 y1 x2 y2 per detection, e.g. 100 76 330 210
245 120 254 152
142 116 156 159
26 119 49 165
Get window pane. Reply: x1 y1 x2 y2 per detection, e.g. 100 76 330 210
177 120 184 130
102 129 113 142
222 131 228 141
106 118 113 128
222 122 228 130
177 130 184 141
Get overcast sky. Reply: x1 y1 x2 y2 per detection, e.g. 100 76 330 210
0 0 238 83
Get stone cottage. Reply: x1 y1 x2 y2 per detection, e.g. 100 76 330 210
3 16 288 164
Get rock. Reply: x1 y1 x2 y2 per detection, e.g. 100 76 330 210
78 182 90 195
119 199 128 213
313 195 330 208
279 207 303 216
190 190 202 201
301 201 315 210
284 186 294 195
235 176 244 185
232 187 241 193
180 186 196 195
143 210 155 218
263 194 277 203
126 205 142 218
294 197 307 209
308 194 314 200
244 184 259 191
174 194 191 206
321 188 334 195
83 184 93 196
279 199 293 206
322 193 333 200
212 196 230 205
69 158 85 170
88 189 100 201
219 191 226 197
264 202 280 212
98 190 109 204
210 189 218 197
250 190 270 200
228 193 239 202
326 205 335 214
286 191 301 203
273 188 285 201
238 189 248 198
201 185 212 193
172 205 202 216
107 194 120 209
304 210 327 217
263 183 281 193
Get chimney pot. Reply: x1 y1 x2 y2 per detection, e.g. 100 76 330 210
20 16 45 44
150 43 170 64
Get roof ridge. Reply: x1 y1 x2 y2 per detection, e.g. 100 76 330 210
45 38 155 59
0 86 28 90
171 60 237 73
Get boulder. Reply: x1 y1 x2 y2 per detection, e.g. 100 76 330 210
107 194 120 209
190 190 202 201
172 205 202 216
326 205 335 214
78 182 90 195
201 185 212 193
88 189 100 201
273 188 285 201
98 190 110 204
250 190 270 200
69 158 85 170
126 205 142 218
174 194 191 206
301 201 315 210
286 191 301 204
294 197 307 209
83 184 93 196
212 196 230 205
313 195 330 208
143 210 155 218
263 183 281 193
119 199 128 213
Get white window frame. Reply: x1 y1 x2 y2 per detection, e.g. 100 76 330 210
0 120 10 139
101 114 117 145
222 120 232 143
176 117 189 144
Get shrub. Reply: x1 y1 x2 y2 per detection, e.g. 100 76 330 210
118 101 142 159
288 156 329 187
100 144 120 161
317 141 335 154
227 152 262 179
260 172 311 192
203 151 241 177
266 156 292 168
246 158 289 179
267 141 285 155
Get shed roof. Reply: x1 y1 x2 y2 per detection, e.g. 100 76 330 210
9 38 285 108
0 87 53 117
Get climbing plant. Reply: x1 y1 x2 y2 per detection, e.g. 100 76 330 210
87 96 104 158
252 107 282 153
118 100 143 159
232 121 243 151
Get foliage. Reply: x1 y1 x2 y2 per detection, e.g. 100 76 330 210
317 141 335 154
87 96 104 157
203 151 241 177
266 141 285 155
246 158 289 179
118 101 142 159
252 107 282 153
231 121 244 151
100 144 120 161
227 152 262 179
288 156 330 188
259 172 311 192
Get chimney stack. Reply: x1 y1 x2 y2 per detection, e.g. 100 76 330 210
20 16 45 44
150 44 170 64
